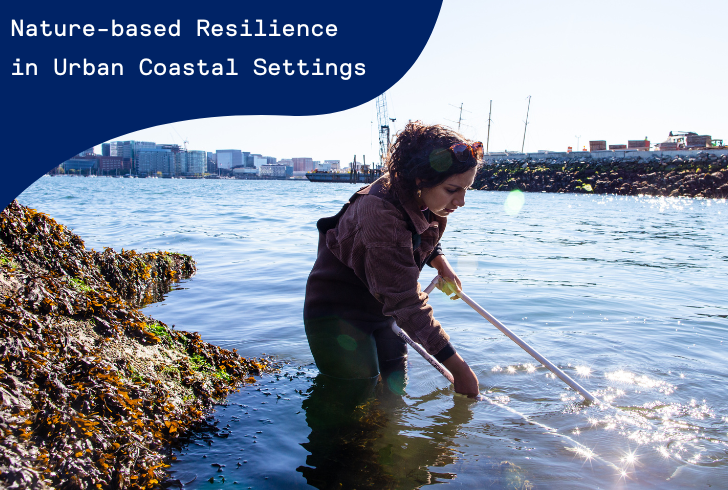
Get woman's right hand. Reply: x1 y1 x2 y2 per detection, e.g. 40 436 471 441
442 353 479 397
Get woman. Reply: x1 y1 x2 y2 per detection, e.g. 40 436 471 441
303 122 481 396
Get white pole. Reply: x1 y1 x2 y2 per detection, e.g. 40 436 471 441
424 276 598 404
391 323 454 384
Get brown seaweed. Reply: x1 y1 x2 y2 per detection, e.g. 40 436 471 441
0 200 270 489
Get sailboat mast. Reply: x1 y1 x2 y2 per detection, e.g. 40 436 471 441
521 96 531 153
486 100 492 155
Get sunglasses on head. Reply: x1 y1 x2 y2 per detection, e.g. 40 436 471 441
449 141 484 162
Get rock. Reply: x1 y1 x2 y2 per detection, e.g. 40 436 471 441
0 201 271 489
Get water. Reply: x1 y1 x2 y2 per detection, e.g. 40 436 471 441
17 176 728 489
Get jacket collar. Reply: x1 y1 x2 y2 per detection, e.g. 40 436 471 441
356 175 445 235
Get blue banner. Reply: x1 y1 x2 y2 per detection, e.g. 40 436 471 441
3 0 442 208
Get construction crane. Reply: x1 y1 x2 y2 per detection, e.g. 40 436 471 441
375 93 391 168
171 124 189 151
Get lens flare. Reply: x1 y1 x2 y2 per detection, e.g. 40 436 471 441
504 190 525 216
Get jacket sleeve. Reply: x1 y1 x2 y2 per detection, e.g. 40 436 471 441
327 195 451 356
425 242 444 267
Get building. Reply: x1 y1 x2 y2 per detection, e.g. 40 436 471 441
97 156 124 173
252 155 268 168
184 150 207 175
62 158 97 174
101 143 111 157
292 157 314 172
247 153 263 167
108 140 155 173
137 148 174 176
232 167 259 178
217 149 243 169
156 144 184 175
108 141 123 158
260 164 288 178
324 160 341 170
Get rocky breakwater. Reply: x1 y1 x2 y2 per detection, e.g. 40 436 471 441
0 201 270 489
474 153 728 198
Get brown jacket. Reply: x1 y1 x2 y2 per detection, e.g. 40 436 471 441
304 177 451 357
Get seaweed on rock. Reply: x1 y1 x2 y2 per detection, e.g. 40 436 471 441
0 201 270 489
475 153 728 198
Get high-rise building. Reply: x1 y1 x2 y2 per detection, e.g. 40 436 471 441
185 151 207 175
108 141 155 173
252 155 267 168
109 141 124 157
156 144 183 175
137 148 174 176
292 157 314 172
101 143 111 157
217 149 243 169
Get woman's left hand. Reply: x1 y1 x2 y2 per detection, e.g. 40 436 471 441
430 255 461 293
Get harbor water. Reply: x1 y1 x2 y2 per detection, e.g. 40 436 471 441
17 176 728 489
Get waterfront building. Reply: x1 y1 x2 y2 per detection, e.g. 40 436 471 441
252 155 267 168
324 160 341 170
293 157 314 172
232 167 259 178
62 157 97 174
260 164 288 178
97 156 124 173
101 143 111 157
156 144 184 175
137 148 174 177
185 150 207 176
107 141 155 173
217 149 243 170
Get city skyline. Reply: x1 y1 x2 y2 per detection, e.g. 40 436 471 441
91 0 726 169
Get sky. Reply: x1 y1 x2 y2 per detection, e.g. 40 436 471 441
106 0 728 165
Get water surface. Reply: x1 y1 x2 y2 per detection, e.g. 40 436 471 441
18 177 728 488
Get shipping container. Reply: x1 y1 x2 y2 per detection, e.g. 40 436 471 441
628 140 650 149
656 142 679 151
609 144 627 150
589 140 607 151
686 135 711 148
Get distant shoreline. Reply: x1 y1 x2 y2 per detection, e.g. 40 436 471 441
38 152 728 199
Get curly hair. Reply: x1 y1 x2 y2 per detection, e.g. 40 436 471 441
385 121 481 199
